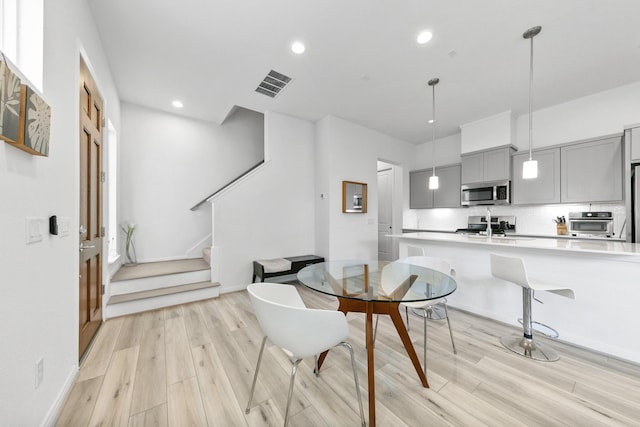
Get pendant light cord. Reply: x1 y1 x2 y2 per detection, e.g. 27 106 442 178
431 82 436 177
528 35 534 161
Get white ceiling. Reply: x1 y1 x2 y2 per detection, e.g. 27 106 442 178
87 0 640 144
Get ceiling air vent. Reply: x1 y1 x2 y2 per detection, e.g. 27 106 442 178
255 70 292 98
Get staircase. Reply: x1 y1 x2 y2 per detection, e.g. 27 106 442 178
106 257 220 318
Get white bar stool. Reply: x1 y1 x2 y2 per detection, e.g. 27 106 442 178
490 253 575 362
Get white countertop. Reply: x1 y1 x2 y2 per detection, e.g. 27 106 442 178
391 231 640 257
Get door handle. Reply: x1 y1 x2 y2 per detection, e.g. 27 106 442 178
79 242 95 252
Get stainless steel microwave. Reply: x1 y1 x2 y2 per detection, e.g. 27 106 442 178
461 181 510 206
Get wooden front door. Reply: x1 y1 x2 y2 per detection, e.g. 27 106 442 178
78 56 104 359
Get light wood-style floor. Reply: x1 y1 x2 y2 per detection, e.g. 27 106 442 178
56 284 640 426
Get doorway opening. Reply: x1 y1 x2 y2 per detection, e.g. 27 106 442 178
377 160 401 261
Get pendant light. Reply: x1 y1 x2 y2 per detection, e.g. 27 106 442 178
428 78 440 189
522 25 541 179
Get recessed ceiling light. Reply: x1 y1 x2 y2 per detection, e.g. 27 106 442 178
417 31 433 44
428 119 435 124
291 41 306 54
172 100 183 108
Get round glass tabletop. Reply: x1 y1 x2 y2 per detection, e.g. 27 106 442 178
297 259 457 303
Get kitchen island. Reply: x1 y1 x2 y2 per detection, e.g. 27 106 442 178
391 232 640 363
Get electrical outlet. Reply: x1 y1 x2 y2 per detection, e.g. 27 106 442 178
35 358 44 389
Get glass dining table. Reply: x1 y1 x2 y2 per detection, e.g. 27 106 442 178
297 259 457 426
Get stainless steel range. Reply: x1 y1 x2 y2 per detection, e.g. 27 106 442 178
568 211 614 238
456 215 516 236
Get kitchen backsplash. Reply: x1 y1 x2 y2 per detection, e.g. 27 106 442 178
408 203 626 238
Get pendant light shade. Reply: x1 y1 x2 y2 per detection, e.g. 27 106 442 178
428 78 439 190
522 159 538 179
523 25 541 180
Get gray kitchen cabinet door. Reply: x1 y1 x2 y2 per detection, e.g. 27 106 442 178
461 152 484 184
561 135 623 203
512 147 561 204
461 147 512 184
410 169 433 209
631 127 640 163
434 164 462 208
483 147 512 182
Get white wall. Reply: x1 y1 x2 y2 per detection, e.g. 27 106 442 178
0 0 120 424
414 133 462 170
213 111 316 292
119 103 263 262
315 116 416 260
314 117 332 258
460 111 516 153
515 81 640 148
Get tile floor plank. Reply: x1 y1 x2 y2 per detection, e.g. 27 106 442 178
191 342 247 426
55 376 103 426
87 346 139 427
165 316 195 385
130 326 166 415
128 403 167 427
77 317 124 382
167 377 207 426
56 285 640 427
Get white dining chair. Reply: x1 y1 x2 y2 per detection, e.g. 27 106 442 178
245 283 365 427
490 253 575 362
407 245 424 257
374 254 456 376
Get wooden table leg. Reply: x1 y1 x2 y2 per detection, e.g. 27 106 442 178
317 298 427 426
365 301 375 426
388 303 429 387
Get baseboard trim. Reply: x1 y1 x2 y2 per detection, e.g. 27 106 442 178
40 364 78 427
449 303 640 366
219 283 250 294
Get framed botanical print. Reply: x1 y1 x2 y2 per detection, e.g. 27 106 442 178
4 84 51 156
20 84 51 156
0 57 22 144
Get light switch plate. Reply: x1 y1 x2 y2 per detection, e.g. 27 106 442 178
58 217 71 237
26 217 45 244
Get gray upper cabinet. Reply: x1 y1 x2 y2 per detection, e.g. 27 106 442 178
461 152 484 184
560 135 623 203
434 164 462 208
461 146 513 184
409 169 433 209
631 127 640 163
410 164 461 209
512 147 561 205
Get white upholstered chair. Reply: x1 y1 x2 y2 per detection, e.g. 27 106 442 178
375 252 456 376
490 253 575 362
245 283 365 427
397 255 457 372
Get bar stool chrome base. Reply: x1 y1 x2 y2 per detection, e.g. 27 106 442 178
500 334 559 362
517 318 559 339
